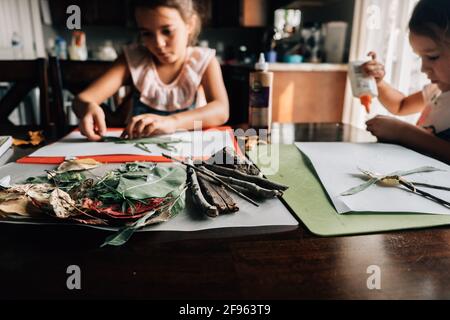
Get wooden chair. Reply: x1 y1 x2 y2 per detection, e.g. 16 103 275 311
49 57 134 137
0 59 53 137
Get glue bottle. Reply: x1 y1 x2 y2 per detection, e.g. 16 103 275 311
249 53 274 133
348 60 378 113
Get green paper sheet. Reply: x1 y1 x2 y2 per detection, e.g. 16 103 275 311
248 144 450 236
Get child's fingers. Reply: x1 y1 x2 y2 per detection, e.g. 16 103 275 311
81 116 102 141
125 115 145 139
93 112 107 137
126 115 156 139
362 61 380 75
364 63 383 72
367 51 377 60
135 117 154 138
366 117 378 126
144 123 158 137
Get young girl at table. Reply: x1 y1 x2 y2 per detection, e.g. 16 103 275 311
73 0 229 141
362 0 450 164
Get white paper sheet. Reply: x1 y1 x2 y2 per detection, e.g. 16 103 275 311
29 130 236 158
0 163 298 232
296 142 450 215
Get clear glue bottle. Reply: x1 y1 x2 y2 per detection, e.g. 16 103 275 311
348 60 378 113
249 53 274 134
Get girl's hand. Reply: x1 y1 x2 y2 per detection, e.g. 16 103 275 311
366 115 410 142
73 100 107 141
123 114 177 139
362 52 386 83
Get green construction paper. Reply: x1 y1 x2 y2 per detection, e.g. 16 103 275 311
248 144 450 236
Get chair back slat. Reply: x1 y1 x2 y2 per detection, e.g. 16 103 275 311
0 58 52 136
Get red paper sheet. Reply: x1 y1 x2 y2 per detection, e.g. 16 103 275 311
17 126 241 164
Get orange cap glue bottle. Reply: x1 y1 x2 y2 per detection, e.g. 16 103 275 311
360 95 372 113
348 60 378 114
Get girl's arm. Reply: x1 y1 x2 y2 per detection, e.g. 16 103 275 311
363 52 425 115
73 55 130 141
367 116 450 164
398 125 450 165
169 56 229 129
377 81 425 116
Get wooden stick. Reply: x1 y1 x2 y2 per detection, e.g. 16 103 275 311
207 147 261 176
187 160 219 218
162 154 259 207
399 180 450 209
197 172 239 213
203 163 288 191
201 167 283 198
197 174 228 213
411 182 450 192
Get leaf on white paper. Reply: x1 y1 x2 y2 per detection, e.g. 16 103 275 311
55 158 102 174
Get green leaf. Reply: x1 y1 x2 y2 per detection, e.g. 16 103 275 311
135 143 152 154
117 166 186 200
100 226 138 247
341 166 446 197
103 136 185 145
391 166 444 177
25 175 50 184
101 208 158 247
169 187 186 216
341 178 379 196
157 143 177 152
100 186 187 247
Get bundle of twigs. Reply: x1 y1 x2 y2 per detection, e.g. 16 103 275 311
166 148 288 218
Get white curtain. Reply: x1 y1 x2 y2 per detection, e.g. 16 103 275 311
0 0 45 59
343 0 428 129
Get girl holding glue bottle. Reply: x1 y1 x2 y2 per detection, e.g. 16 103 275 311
361 0 450 164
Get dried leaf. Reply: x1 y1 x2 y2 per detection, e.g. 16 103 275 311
145 187 186 225
48 189 75 218
29 131 45 146
82 197 165 219
13 131 44 146
56 158 102 173
0 196 41 217
341 166 447 196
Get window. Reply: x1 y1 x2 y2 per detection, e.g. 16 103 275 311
343 0 427 129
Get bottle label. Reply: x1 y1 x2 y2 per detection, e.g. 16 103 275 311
249 108 269 129
249 81 270 108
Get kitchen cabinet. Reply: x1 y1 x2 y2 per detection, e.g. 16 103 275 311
241 0 269 27
222 63 348 125
203 0 269 28
270 64 348 123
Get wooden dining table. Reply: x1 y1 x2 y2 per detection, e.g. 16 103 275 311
1 123 449 301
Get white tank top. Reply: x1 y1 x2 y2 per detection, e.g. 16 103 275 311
417 84 450 134
124 44 215 112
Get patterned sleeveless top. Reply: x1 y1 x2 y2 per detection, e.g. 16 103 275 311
417 84 450 140
124 44 215 112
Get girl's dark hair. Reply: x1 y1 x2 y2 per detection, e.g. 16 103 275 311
409 0 450 45
132 0 201 45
